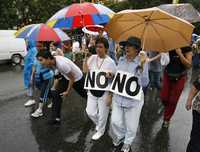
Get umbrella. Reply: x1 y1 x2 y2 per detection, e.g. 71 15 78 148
47 2 114 29
53 28 71 41
15 24 36 38
105 7 194 52
158 3 200 23
16 24 70 42
82 25 107 36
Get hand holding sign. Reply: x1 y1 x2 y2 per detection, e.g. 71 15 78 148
106 71 114 79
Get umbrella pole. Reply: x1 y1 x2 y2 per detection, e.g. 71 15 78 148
140 35 146 72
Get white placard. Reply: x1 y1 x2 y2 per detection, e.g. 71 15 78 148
84 70 110 91
110 71 143 100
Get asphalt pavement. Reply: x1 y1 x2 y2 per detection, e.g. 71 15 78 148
0 63 198 152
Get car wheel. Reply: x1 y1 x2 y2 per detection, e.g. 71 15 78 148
11 54 22 64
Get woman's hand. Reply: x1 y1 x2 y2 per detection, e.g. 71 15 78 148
60 91 69 97
175 48 183 56
185 99 192 111
106 71 114 79
139 51 147 64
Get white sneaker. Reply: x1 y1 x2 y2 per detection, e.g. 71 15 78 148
31 109 43 118
92 132 104 140
47 102 53 108
24 100 36 107
121 144 131 152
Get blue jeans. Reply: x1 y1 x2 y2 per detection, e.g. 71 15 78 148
149 71 161 90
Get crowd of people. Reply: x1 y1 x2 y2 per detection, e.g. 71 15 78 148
23 31 200 152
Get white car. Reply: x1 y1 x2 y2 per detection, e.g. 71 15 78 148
0 38 27 64
0 30 17 38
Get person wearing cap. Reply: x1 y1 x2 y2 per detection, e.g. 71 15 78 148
110 36 149 152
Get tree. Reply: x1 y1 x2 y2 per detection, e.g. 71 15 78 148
0 0 200 32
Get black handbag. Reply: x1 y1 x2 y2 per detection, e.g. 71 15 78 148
90 90 105 98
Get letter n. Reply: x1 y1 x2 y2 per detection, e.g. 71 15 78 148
111 73 126 93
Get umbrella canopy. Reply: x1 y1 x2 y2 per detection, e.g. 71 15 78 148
53 28 71 41
158 3 200 23
47 2 114 29
16 24 69 42
82 25 107 36
15 24 36 38
105 7 194 52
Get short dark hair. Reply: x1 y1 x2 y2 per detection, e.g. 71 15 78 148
95 37 109 49
63 40 72 46
36 50 54 60
52 42 60 48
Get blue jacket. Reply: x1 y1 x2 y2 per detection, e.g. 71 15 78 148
23 41 37 88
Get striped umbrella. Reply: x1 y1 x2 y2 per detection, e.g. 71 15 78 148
47 2 114 29
16 24 70 42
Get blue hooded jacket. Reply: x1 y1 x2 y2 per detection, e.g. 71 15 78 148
23 41 38 88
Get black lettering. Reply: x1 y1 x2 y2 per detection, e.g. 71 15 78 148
125 77 140 96
96 72 108 88
112 73 126 93
85 71 95 88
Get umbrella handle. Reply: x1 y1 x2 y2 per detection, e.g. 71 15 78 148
139 34 146 72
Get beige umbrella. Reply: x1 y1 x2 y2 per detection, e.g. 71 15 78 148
105 7 194 52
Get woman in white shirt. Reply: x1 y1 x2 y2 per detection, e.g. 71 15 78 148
84 37 117 140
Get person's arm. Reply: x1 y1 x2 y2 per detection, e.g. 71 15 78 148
30 65 35 85
175 48 192 68
82 56 89 73
57 48 64 56
83 55 92 73
106 61 117 79
186 85 199 111
140 62 149 87
60 71 75 96
147 53 161 63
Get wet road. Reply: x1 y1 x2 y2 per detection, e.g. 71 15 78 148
0 64 198 152
0 63 25 101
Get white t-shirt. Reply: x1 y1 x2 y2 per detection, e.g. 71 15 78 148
87 55 117 74
72 41 80 52
55 56 83 82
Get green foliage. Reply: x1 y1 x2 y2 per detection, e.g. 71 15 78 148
0 0 200 33
0 0 73 29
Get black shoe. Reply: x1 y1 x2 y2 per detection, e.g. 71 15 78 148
112 143 123 152
162 121 170 129
47 119 61 125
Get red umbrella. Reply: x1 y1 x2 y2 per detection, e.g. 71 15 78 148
47 2 114 29
16 24 61 42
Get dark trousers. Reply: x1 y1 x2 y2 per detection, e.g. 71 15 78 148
186 110 200 152
51 76 87 119
37 79 53 103
149 71 161 90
